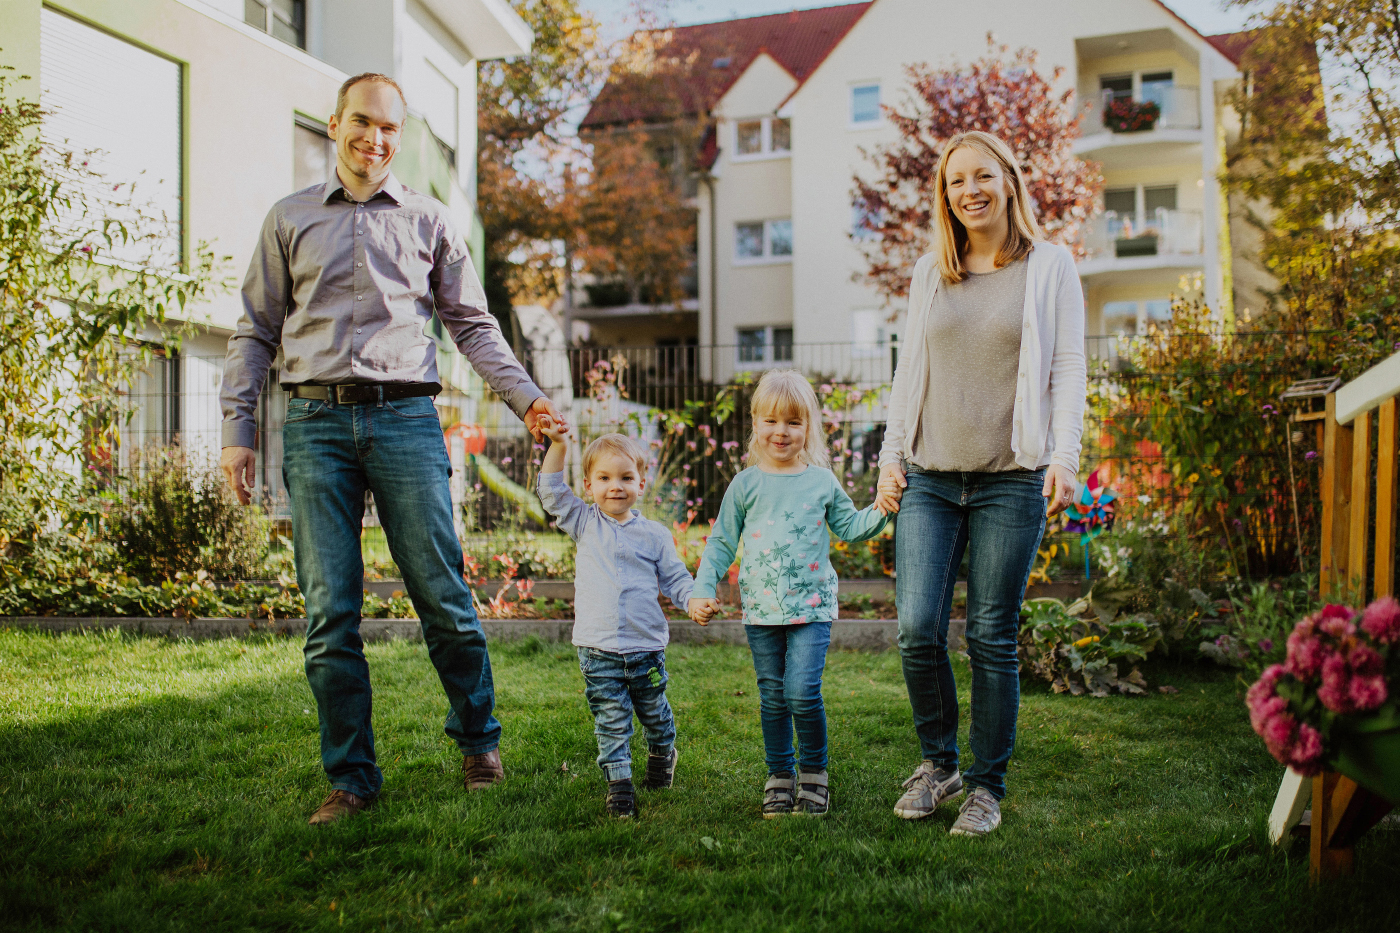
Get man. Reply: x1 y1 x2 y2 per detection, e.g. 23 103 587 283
220 73 565 826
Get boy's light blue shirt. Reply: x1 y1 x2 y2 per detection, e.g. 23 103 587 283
693 466 888 626
536 471 695 652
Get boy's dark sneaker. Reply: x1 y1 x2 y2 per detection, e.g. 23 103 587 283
605 779 637 818
795 768 829 816
641 747 679 790
762 772 795 818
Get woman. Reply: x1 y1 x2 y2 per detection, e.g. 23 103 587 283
872 130 1086 836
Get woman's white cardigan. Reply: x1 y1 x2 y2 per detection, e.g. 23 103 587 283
877 240 1088 474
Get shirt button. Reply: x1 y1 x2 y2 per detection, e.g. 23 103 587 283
356 328 362 334
357 295 364 301
357 262 363 268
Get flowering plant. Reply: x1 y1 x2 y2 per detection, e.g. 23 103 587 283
1246 598 1400 775
1102 98 1159 133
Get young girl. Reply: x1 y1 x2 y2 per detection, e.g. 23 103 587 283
689 370 889 817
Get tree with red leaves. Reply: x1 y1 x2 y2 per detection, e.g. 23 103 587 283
853 37 1102 304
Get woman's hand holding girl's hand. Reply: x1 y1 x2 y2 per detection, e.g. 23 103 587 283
874 464 907 515
1043 465 1078 517
688 597 721 625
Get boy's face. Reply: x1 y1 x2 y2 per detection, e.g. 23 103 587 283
583 452 646 520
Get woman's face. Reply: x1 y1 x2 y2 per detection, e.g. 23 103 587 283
944 146 1013 237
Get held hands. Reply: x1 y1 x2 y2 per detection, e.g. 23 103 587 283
873 463 907 515
535 412 569 445
524 396 569 444
1042 464 1078 518
688 597 721 626
221 446 256 506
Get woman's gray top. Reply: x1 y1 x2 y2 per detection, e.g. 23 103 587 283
912 257 1032 472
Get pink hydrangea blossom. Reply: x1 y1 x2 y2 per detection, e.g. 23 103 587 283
1317 604 1357 638
1317 654 1356 713
1349 675 1388 711
1289 723 1325 775
1260 712 1295 753
1285 629 1325 679
1349 644 1384 676
1361 595 1400 644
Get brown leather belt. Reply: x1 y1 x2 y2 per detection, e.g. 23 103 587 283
287 382 441 404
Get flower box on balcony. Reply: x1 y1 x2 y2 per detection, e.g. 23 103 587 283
1103 99 1160 133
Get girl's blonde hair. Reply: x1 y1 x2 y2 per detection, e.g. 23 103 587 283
931 130 1041 285
747 370 830 468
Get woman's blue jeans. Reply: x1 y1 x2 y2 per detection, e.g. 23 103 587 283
283 394 500 800
895 468 1045 799
745 620 833 774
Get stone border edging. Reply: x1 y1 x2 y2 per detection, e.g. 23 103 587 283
2 616 969 652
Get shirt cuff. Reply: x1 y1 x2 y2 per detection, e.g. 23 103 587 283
691 580 716 600
509 385 548 422
223 419 257 449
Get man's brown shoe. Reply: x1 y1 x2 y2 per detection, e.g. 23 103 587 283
463 749 504 790
308 789 373 826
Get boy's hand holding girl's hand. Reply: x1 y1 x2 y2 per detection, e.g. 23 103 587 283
687 597 721 626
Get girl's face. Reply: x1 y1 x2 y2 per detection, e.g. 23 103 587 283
753 407 808 470
944 146 1013 237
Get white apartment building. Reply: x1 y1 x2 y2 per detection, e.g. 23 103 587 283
1 0 532 497
585 1 1261 383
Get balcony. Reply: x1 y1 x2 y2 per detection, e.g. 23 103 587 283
1077 208 1204 280
1074 87 1204 167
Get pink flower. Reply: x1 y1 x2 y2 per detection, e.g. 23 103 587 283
1285 630 1325 679
808 562 819 571
793 616 807 625
1350 675 1389 711
1289 723 1325 774
1317 604 1357 637
1317 654 1355 713
1349 643 1384 676
1261 712 1295 753
1361 595 1400 644
806 594 821 607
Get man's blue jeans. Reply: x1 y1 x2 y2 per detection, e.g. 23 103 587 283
283 394 499 799
577 648 676 782
745 620 833 774
895 468 1045 799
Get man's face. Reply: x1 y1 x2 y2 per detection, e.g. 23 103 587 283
328 81 405 186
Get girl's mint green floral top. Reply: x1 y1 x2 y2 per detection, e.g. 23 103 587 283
693 466 888 625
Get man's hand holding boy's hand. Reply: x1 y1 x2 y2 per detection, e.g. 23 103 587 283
688 597 721 625
536 413 569 445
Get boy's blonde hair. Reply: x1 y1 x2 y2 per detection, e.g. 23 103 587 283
582 433 647 477
931 130 1041 285
747 370 830 468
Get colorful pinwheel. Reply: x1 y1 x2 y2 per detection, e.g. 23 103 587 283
1064 472 1118 580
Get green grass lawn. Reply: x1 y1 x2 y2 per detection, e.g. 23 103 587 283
1 629 1396 932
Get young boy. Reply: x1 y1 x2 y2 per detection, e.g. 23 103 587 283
534 416 695 818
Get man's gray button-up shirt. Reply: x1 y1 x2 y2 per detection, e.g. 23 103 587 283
219 173 544 448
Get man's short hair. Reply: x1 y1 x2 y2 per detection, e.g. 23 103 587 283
582 434 647 477
335 72 408 121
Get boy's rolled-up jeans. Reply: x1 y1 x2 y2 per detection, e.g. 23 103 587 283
577 647 676 782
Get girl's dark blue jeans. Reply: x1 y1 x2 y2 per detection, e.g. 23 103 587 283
283 394 500 800
745 620 833 774
894 467 1046 799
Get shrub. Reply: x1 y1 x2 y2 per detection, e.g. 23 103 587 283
1019 593 1164 696
104 446 270 581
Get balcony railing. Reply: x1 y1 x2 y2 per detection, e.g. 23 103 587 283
1096 86 1200 133
1082 208 1203 261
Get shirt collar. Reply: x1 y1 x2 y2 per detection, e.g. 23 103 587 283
601 508 638 526
322 170 405 205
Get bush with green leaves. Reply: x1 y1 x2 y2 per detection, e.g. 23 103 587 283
1019 592 1164 696
104 447 271 582
1198 576 1319 682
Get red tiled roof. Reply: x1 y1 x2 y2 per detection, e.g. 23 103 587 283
1205 30 1256 66
581 3 872 129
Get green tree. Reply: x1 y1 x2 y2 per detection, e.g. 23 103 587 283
0 64 222 545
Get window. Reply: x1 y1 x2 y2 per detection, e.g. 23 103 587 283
851 310 891 357
771 118 791 152
294 116 333 190
1144 299 1173 321
1140 71 1174 110
1099 74 1133 104
1099 299 1173 335
1144 184 1178 215
245 0 306 48
736 326 793 366
40 8 182 269
736 120 763 155
732 117 790 159
851 83 880 125
734 220 793 263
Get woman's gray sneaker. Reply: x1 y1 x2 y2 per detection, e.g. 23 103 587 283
762 772 795 818
893 762 964 820
794 768 829 816
949 787 1001 836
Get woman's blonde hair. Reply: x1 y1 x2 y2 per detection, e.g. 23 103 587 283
747 370 830 468
931 130 1041 284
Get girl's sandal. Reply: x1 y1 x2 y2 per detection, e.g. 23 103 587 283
762 773 796 818
795 768 829 816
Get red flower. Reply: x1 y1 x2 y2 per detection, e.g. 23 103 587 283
1317 653 1355 713
1289 723 1325 775
1349 675 1388 712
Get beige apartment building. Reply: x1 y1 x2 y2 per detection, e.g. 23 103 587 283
583 0 1262 383
1 0 532 498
